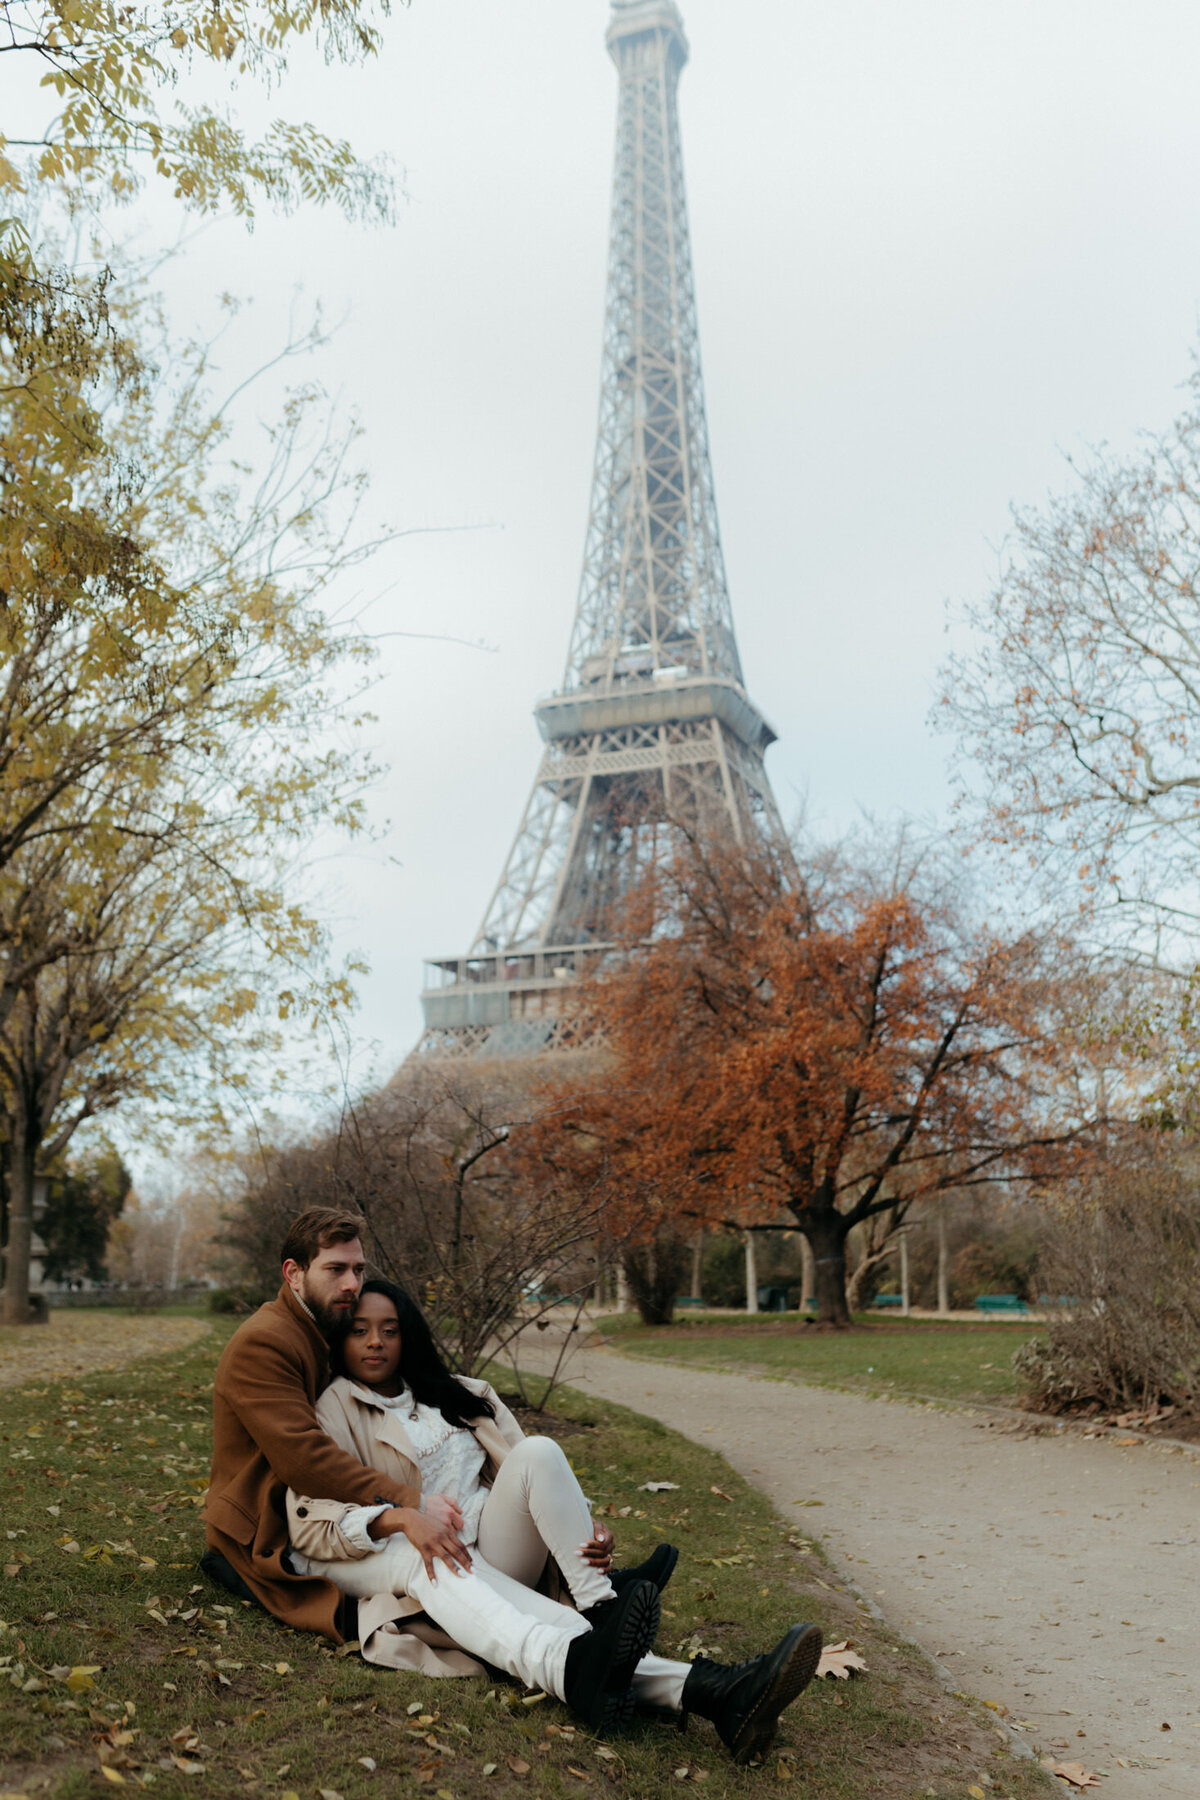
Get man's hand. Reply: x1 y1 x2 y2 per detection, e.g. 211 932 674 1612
581 1518 615 1571
370 1506 473 1582
422 1491 465 1533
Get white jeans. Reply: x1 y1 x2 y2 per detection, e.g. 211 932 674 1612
298 1436 690 1709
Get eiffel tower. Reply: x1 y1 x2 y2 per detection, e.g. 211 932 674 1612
418 0 783 1058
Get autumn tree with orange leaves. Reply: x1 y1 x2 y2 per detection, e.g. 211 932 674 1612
549 830 1094 1328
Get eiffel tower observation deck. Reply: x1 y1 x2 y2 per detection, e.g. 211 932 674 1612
418 0 783 1058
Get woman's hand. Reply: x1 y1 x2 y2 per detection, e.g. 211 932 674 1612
581 1518 615 1571
377 1506 473 1582
422 1491 465 1533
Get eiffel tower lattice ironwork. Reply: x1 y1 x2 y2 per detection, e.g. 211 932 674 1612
418 0 783 1058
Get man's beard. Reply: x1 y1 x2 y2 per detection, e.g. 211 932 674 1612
303 1290 355 1344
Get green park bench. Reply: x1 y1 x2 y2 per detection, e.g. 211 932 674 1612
974 1293 1030 1316
674 1296 706 1310
870 1293 904 1309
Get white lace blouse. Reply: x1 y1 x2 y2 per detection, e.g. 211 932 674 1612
376 1388 489 1545
285 1384 494 1572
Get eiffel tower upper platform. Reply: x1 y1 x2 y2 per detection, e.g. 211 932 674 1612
418 0 782 1058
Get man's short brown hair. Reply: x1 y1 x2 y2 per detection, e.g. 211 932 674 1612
280 1207 367 1271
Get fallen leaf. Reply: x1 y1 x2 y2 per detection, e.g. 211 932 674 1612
594 1748 618 1762
709 1486 734 1503
1044 1761 1101 1790
66 1665 103 1693
481 1764 497 1778
274 1661 291 1675
674 1766 690 1779
318 1789 345 1800
776 1759 794 1781
357 1757 377 1771
638 1481 680 1492
98 1769 126 1787
567 1767 590 1781
969 1788 986 1799
507 1758 531 1776
817 1642 868 1680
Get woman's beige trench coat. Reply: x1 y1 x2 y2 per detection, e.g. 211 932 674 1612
287 1377 570 1677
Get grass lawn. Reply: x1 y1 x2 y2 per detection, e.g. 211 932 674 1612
594 1314 1040 1408
1 1318 1054 1800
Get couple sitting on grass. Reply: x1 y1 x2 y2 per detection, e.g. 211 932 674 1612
202 1207 822 1764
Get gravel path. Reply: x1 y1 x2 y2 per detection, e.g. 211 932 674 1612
525 1335 1200 1799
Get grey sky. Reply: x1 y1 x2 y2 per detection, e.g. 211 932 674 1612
143 0 1200 1081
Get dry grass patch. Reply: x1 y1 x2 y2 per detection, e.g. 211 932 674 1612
0 1323 1055 1799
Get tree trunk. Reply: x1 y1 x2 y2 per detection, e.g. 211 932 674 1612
689 1232 704 1302
744 1231 759 1313
615 1261 630 1314
936 1200 950 1316
2 1131 35 1326
900 1230 910 1317
805 1211 852 1328
800 1233 816 1310
625 1228 688 1326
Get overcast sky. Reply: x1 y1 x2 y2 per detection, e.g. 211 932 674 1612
136 0 1200 1087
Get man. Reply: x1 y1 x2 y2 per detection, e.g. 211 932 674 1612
204 1206 469 1636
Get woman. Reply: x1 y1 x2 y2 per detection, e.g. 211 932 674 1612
287 1280 823 1760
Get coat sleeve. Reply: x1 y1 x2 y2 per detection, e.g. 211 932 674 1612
285 1390 393 1564
222 1332 418 1510
285 1491 388 1564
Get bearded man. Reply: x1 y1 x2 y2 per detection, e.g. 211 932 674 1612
203 1207 457 1637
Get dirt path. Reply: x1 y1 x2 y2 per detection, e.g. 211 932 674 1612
0 1311 210 1390
522 1334 1200 1800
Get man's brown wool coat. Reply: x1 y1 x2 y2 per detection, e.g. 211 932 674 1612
205 1283 418 1638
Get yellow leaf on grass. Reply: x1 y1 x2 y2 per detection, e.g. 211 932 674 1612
66 1665 103 1692
99 1770 126 1787
969 1788 986 1799
817 1641 868 1680
318 1789 345 1800
274 1661 291 1675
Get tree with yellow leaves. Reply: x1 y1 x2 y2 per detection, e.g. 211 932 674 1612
0 266 387 1325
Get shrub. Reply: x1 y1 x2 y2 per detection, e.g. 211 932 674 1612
1014 1136 1200 1418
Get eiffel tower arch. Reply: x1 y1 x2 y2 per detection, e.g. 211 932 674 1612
418 0 783 1059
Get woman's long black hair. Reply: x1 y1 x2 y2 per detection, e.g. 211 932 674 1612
335 1278 496 1429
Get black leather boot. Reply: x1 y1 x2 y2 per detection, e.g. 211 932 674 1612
680 1622 823 1764
563 1578 661 1734
609 1543 679 1599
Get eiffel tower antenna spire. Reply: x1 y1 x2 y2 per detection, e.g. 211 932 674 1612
418 1 783 1058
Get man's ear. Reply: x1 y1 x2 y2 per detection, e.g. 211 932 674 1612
282 1258 304 1293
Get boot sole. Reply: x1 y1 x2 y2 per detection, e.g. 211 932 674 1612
574 1582 661 1734
728 1623 823 1765
604 1580 660 1695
